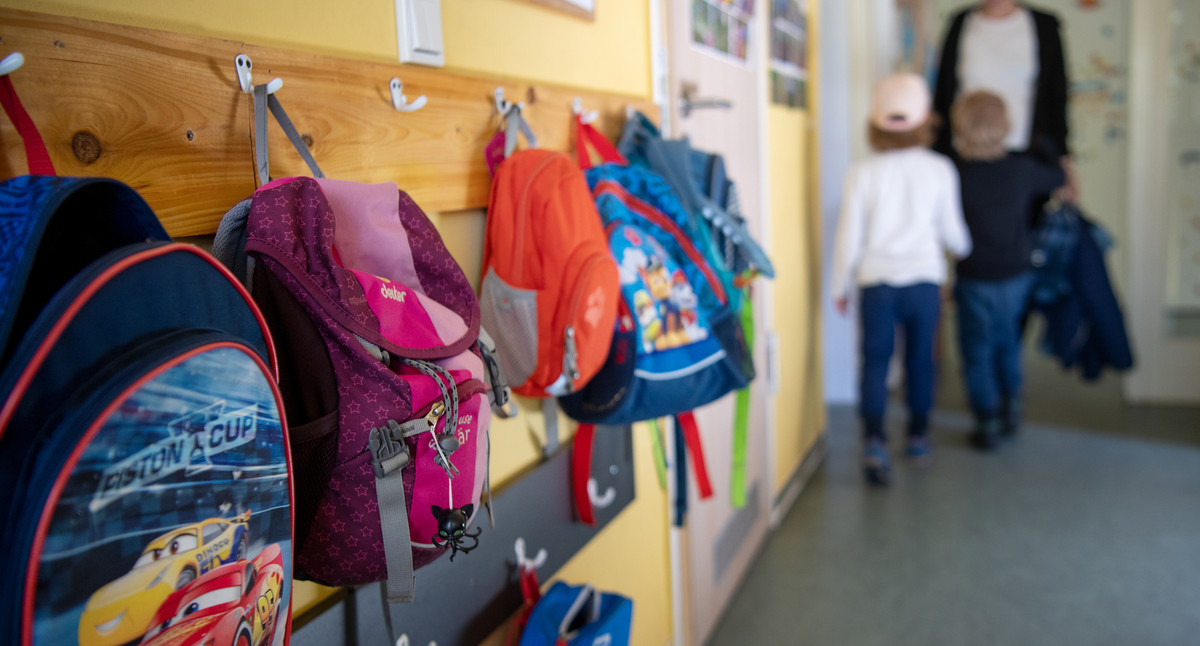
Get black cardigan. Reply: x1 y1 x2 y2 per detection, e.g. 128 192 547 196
932 5 1070 160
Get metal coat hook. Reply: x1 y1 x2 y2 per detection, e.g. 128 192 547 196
514 537 547 572
235 54 282 95
587 477 616 509
390 77 427 112
494 87 525 117
573 97 599 125
0 52 25 77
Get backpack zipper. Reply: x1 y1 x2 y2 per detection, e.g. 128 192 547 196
595 180 728 305
512 153 562 284
550 251 606 394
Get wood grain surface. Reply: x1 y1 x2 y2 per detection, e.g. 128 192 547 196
0 8 654 236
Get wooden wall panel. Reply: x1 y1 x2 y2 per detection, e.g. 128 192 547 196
0 8 655 236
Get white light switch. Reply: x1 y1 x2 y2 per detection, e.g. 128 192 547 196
396 0 445 67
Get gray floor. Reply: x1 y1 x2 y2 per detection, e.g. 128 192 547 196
710 341 1200 645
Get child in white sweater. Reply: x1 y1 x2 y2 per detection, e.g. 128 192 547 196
831 73 972 486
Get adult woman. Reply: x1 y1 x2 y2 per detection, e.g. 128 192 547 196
932 0 1075 198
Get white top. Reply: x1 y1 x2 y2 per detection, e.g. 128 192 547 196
958 7 1039 151
830 148 972 298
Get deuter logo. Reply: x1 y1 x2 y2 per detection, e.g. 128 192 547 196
381 283 407 304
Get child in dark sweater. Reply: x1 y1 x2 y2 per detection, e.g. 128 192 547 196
951 90 1065 450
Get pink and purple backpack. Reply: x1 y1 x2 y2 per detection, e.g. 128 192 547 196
218 176 496 602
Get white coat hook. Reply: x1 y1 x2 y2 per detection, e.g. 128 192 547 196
625 104 636 121
587 478 616 509
573 97 599 125
494 87 511 115
494 87 525 117
235 54 282 95
514 537 547 572
389 77 427 112
0 52 25 77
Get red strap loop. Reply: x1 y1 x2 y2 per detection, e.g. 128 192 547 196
572 423 598 526
574 115 627 170
677 412 714 499
0 76 55 176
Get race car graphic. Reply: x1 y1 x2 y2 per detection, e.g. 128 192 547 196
139 543 285 646
78 511 252 646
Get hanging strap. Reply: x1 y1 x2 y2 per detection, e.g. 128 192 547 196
647 418 668 492
676 412 713 499
0 75 55 175
504 565 543 646
730 293 755 508
369 422 416 603
572 423 598 526
574 115 627 170
252 84 325 185
673 419 688 527
504 105 538 159
542 398 561 457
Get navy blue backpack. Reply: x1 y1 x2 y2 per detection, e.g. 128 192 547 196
0 78 294 646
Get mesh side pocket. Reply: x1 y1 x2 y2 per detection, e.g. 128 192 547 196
289 409 338 574
480 267 539 389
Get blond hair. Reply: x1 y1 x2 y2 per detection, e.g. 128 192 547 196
951 91 1010 161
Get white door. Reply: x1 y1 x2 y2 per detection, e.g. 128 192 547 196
664 2 772 644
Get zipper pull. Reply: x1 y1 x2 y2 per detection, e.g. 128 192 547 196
425 401 446 424
563 326 580 388
427 400 461 477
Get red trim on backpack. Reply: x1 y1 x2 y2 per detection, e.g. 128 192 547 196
592 179 728 306
21 342 290 646
677 411 714 500
0 243 278 438
572 423 598 526
0 75 55 176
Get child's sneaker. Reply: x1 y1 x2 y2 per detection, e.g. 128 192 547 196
863 440 892 486
970 416 1003 452
1001 397 1023 439
904 435 932 466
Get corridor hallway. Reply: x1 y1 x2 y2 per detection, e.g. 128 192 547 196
709 336 1200 645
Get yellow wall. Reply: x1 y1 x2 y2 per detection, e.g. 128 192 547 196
0 0 651 99
4 0 669 642
442 0 652 99
766 0 824 498
767 106 816 495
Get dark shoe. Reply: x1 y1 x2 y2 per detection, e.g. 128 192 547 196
863 440 892 486
1001 397 1023 439
971 416 1003 452
904 435 933 466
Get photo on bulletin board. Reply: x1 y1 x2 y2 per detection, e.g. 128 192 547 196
769 0 808 108
692 0 755 63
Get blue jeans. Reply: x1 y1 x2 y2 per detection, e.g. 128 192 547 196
954 272 1035 417
859 283 941 441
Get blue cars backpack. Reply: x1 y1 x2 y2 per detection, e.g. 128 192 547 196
0 78 294 646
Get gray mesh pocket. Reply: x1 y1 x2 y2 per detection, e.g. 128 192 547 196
480 267 538 388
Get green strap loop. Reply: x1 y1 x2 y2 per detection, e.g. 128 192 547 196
730 289 755 508
648 418 668 491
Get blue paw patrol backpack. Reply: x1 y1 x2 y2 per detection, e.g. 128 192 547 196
559 118 753 426
0 75 293 646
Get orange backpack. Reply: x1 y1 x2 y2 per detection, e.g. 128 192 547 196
481 149 620 397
